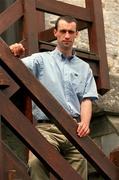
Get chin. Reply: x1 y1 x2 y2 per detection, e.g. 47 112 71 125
63 45 69 48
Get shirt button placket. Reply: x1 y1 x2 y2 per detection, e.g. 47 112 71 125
64 62 72 113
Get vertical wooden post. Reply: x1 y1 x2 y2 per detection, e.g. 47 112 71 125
22 0 40 122
22 2 57 179
37 11 45 33
86 0 110 94
22 0 45 162
22 0 45 126
23 0 39 55
0 117 4 180
22 0 39 162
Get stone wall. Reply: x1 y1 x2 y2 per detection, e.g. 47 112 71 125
102 0 119 75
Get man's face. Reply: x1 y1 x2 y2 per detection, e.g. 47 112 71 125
54 19 78 50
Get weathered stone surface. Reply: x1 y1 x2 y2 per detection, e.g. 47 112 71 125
96 75 119 112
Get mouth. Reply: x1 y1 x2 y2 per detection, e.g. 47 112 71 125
63 41 71 44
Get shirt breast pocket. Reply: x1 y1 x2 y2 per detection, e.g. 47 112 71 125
71 73 85 94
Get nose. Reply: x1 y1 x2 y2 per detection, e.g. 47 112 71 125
65 31 70 38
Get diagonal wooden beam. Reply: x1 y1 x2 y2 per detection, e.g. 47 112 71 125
0 68 20 98
0 91 82 180
0 0 23 35
0 38 119 179
36 0 92 30
36 0 92 22
0 68 10 89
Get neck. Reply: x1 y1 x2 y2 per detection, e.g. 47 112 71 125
57 46 73 57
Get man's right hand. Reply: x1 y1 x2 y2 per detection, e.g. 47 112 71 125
9 43 25 57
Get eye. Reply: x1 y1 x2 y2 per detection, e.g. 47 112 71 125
60 30 67 33
68 30 75 34
59 30 76 34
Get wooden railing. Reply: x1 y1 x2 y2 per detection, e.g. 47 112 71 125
0 0 119 179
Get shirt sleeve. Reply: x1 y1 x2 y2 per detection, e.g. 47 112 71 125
21 53 43 77
83 67 98 101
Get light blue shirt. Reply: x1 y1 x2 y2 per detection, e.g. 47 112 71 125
22 48 98 120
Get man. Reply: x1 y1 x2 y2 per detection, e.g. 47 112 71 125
10 15 98 180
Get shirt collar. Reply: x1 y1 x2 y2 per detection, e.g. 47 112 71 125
52 48 75 61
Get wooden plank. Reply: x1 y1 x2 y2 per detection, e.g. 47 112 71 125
36 0 92 22
110 147 119 167
86 0 110 94
36 11 45 33
0 119 4 180
8 170 16 180
38 40 99 61
0 39 119 179
0 68 20 98
22 0 39 144
2 141 31 180
0 0 23 34
23 0 39 55
36 0 91 30
0 92 82 180
0 68 10 89
38 27 55 42
21 0 40 162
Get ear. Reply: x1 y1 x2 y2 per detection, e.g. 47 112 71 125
54 28 57 37
75 31 79 38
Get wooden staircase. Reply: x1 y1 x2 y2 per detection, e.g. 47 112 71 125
0 0 119 179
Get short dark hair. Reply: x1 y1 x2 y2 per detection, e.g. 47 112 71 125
55 15 78 31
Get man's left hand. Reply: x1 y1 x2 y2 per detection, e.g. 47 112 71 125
77 122 90 137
